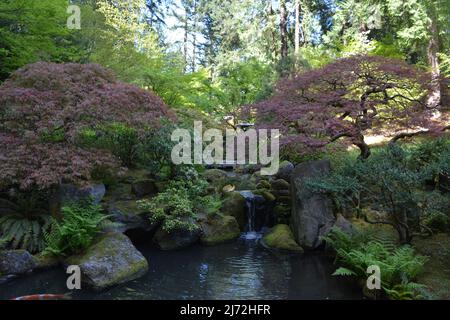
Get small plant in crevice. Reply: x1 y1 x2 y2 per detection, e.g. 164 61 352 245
44 200 107 257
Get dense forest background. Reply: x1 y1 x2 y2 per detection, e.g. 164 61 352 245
1 0 448 119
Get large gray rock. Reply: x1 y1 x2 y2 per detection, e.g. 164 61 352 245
290 160 335 249
50 183 106 215
106 200 157 233
55 183 106 204
334 214 354 234
153 224 201 250
65 232 148 291
277 161 295 181
0 250 36 275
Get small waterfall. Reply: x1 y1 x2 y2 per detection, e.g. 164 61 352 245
238 191 265 240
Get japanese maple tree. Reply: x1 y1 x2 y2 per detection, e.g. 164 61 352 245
250 55 446 159
0 62 174 190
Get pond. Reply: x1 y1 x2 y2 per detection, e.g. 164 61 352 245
0 235 362 300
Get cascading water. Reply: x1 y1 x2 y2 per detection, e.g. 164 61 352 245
238 190 265 240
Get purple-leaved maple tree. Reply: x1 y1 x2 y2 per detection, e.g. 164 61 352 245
249 55 448 159
0 62 174 190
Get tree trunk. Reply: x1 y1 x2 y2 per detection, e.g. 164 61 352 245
427 13 441 109
280 0 288 58
294 0 301 54
183 17 188 73
353 134 371 159
191 0 197 72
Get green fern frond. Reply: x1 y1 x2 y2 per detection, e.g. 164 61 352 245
332 267 356 276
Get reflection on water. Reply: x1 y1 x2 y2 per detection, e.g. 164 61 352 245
0 237 362 300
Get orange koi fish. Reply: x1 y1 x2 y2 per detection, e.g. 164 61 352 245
11 293 72 300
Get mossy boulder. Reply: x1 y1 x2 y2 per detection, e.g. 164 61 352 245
256 180 271 190
262 224 303 252
202 169 228 182
65 232 148 292
250 170 269 184
200 215 241 246
103 183 133 202
153 220 201 250
33 253 60 271
254 189 276 202
221 191 247 230
107 200 156 233
131 179 157 198
271 179 290 190
0 250 36 275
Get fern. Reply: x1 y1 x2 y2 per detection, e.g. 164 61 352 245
44 200 107 257
324 228 428 299
0 214 51 253
332 267 356 276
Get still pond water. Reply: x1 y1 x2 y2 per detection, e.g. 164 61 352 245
0 235 362 300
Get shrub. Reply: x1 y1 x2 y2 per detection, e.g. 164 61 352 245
324 228 428 300
0 62 174 190
307 143 450 243
137 177 217 233
44 200 107 256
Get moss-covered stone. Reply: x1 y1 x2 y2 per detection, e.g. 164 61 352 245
254 189 276 202
271 179 290 190
277 195 291 204
65 232 148 291
256 180 271 190
200 215 241 246
250 170 269 184
0 250 36 275
103 183 133 202
106 200 155 233
221 191 247 230
262 224 303 252
153 225 201 250
131 179 157 197
202 169 228 182
33 253 60 271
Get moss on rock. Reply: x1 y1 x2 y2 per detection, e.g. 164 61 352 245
221 191 247 230
262 224 303 252
254 189 276 202
200 215 241 246
65 232 148 291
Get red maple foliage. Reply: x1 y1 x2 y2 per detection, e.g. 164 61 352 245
249 55 447 158
0 62 174 190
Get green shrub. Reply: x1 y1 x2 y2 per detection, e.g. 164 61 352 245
79 123 140 168
137 178 216 233
324 228 428 300
308 142 450 243
44 200 107 257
